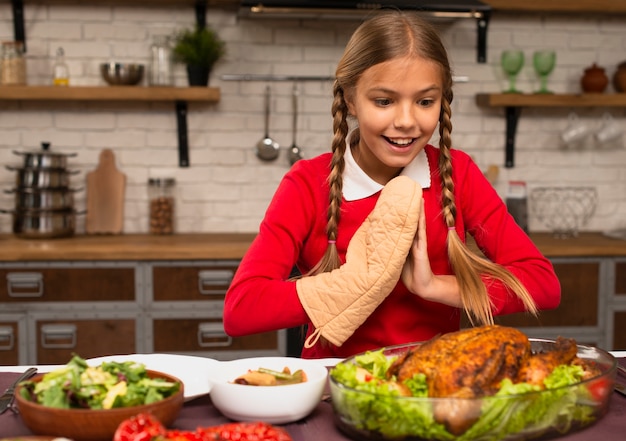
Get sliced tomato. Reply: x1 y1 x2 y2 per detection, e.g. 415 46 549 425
588 377 611 402
114 413 166 441
196 421 293 441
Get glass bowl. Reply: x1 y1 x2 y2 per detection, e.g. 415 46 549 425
329 339 616 441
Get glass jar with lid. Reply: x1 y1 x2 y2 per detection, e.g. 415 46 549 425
1 41 26 85
148 178 176 234
149 35 173 86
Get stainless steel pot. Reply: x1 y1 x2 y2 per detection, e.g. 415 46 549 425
13 142 77 169
0 208 77 239
5 187 80 210
6 165 79 188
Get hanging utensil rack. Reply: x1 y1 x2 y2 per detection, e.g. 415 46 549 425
221 74 469 83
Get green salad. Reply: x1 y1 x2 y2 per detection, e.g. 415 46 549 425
19 355 180 410
330 350 606 441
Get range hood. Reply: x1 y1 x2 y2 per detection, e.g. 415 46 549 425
238 1 491 62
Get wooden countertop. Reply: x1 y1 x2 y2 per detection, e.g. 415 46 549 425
0 232 624 262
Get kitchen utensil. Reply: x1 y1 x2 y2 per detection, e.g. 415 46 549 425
7 165 79 188
256 85 280 161
530 187 597 238
288 84 304 165
0 367 37 414
615 381 626 397
85 149 126 234
5 187 80 210
13 141 76 169
1 208 79 239
100 62 145 86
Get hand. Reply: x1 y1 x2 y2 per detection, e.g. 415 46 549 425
401 206 462 307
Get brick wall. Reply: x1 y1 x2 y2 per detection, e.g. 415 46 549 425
0 4 624 235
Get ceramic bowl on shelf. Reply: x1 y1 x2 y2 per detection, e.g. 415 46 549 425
208 356 328 424
100 62 145 86
14 369 184 441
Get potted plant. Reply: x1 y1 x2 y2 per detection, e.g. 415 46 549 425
172 25 225 86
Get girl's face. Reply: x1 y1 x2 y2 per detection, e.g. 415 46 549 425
346 55 443 184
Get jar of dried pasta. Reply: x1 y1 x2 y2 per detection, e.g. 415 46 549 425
1 41 26 85
148 178 176 234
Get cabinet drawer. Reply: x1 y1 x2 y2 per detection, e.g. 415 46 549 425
35 317 137 365
494 262 599 327
0 320 21 366
0 267 135 303
614 311 626 350
152 263 237 302
151 318 278 356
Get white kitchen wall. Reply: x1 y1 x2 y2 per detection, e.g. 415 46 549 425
0 4 624 235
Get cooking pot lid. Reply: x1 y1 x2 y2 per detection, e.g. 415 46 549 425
12 142 78 158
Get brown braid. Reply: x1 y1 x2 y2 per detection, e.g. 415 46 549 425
438 93 537 324
307 80 349 275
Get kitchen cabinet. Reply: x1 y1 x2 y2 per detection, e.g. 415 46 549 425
475 93 626 167
0 257 285 366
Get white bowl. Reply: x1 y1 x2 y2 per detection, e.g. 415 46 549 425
208 356 328 424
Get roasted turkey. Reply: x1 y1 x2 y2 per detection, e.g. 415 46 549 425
386 325 595 434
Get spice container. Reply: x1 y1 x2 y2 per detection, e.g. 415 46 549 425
52 47 69 86
148 178 175 234
1 41 26 85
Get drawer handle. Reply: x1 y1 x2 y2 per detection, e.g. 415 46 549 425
6 272 44 298
197 322 232 348
197 270 234 295
0 326 14 351
40 324 77 349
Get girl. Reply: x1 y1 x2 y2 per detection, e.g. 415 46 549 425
223 11 560 359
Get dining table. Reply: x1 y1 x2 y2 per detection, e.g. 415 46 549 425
1 353 625 441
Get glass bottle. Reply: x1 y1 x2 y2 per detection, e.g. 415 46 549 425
52 47 69 86
148 178 176 234
1 41 26 85
149 35 173 86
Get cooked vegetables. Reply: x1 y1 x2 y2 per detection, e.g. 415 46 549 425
18 354 180 409
233 367 307 386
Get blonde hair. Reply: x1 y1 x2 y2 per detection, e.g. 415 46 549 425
311 11 537 325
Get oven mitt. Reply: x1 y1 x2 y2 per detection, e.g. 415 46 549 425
297 176 422 348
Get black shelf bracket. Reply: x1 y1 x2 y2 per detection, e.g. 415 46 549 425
175 101 190 168
505 106 522 168
195 0 207 29
11 0 26 51
476 12 490 63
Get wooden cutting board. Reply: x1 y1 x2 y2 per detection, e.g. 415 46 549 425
85 149 126 234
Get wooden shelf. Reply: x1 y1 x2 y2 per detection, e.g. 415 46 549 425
476 93 626 108
483 0 626 13
475 93 626 168
0 86 220 102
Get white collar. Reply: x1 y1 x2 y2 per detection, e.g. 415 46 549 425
342 137 431 201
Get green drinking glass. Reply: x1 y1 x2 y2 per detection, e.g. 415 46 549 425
533 50 556 94
501 50 525 93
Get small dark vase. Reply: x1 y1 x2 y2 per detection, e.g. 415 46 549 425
186 65 210 86
580 63 609 93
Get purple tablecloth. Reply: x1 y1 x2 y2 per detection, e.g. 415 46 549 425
1 359 625 440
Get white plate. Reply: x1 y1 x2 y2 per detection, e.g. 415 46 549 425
87 353 220 400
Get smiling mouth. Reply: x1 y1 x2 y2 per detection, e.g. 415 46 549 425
384 136 415 147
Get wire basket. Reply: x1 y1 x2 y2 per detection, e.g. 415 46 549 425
530 187 597 238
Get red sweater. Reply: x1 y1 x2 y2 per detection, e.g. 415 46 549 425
223 145 561 359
